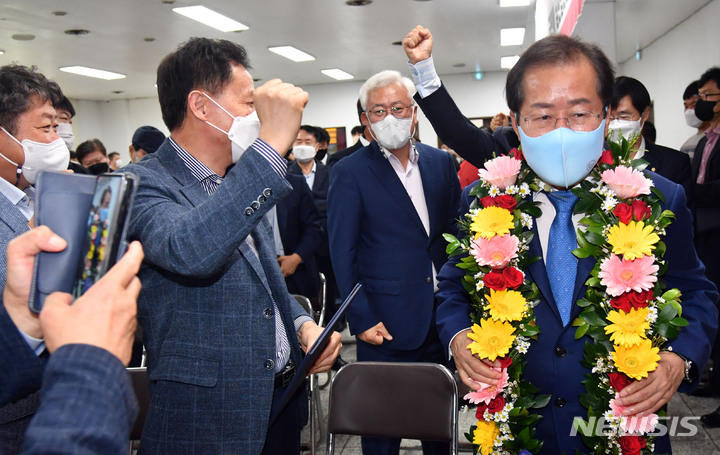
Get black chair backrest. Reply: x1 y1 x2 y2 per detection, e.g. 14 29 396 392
128 367 149 441
327 362 458 443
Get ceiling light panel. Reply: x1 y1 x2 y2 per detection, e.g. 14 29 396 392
173 6 249 32
268 46 315 62
501 27 525 46
499 0 531 6
500 56 520 69
321 69 354 80
59 66 126 80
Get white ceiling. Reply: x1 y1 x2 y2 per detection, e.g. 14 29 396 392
0 0 711 101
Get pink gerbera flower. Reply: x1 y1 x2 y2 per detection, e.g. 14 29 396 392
471 234 519 269
609 396 659 434
478 156 521 190
598 254 658 297
601 166 653 199
463 367 509 405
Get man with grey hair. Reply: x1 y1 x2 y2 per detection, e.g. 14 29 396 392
328 69 461 455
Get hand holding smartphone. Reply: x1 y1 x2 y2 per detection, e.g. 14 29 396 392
28 171 138 312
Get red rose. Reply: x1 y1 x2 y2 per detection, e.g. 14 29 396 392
480 196 497 208
618 435 646 455
599 149 614 165
610 294 633 313
483 270 507 291
508 147 523 161
628 289 654 309
487 395 506 414
631 200 652 222
609 372 633 391
495 195 517 211
502 267 524 289
475 402 488 420
497 356 513 368
613 203 633 224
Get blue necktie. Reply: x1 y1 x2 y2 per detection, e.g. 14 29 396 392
546 190 579 326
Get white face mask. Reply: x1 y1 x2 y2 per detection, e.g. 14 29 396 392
684 109 703 128
55 122 75 150
292 144 316 162
203 92 261 163
608 119 643 143
0 126 69 185
369 113 414 151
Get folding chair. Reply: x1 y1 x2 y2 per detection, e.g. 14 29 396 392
293 294 324 454
326 362 459 455
127 367 149 454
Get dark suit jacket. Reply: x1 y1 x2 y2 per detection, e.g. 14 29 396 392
328 141 461 350
327 140 364 169
277 172 322 300
288 159 331 256
692 134 720 232
436 174 718 454
0 305 44 455
643 142 692 196
20 344 138 455
125 141 309 454
0 193 30 291
414 84 514 168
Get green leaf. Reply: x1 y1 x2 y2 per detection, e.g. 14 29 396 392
581 310 608 326
669 317 689 327
658 302 679 323
661 288 681 301
575 323 590 339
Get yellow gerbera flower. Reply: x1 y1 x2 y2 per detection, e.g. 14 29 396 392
487 288 527 322
605 307 650 347
606 221 660 261
613 339 660 380
470 206 514 239
467 319 515 361
473 420 500 455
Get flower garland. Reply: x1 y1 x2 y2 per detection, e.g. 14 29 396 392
571 137 685 454
445 137 685 455
445 149 549 455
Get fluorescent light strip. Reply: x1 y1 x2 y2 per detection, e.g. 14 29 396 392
59 66 126 80
268 46 315 62
321 69 354 81
501 27 525 46
500 56 520 69
173 6 248 32
0 50 4 55
499 0 531 6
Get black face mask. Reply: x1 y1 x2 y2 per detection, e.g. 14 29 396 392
87 162 110 175
695 99 718 122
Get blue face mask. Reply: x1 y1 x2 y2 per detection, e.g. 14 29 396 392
517 119 606 188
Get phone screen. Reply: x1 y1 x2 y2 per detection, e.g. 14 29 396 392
72 174 134 297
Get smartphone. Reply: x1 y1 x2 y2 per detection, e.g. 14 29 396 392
72 173 137 297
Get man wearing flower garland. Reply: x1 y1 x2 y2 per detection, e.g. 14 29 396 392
404 26 719 454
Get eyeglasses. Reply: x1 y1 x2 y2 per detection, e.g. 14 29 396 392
609 113 638 122
366 104 414 121
519 111 603 136
698 92 720 101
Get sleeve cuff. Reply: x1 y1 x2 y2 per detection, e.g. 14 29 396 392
19 330 46 356
294 315 315 333
252 138 288 177
448 327 471 360
408 56 441 99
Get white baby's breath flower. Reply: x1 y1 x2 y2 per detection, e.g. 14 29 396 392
602 195 618 212
506 185 519 195
519 183 530 197
489 186 500 197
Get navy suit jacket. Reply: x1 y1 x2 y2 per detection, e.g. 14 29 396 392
277 172 322 300
643 142 692 196
0 305 44 455
288 160 331 256
20 344 138 455
125 140 309 454
327 140 364 170
328 141 461 350
436 173 718 454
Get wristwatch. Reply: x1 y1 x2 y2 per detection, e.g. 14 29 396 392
675 353 697 383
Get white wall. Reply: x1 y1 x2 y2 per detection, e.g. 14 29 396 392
68 0 720 158
618 0 720 150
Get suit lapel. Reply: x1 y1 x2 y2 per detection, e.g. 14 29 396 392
366 143 427 234
417 145 440 237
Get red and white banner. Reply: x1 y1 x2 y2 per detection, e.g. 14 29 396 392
535 0 586 40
